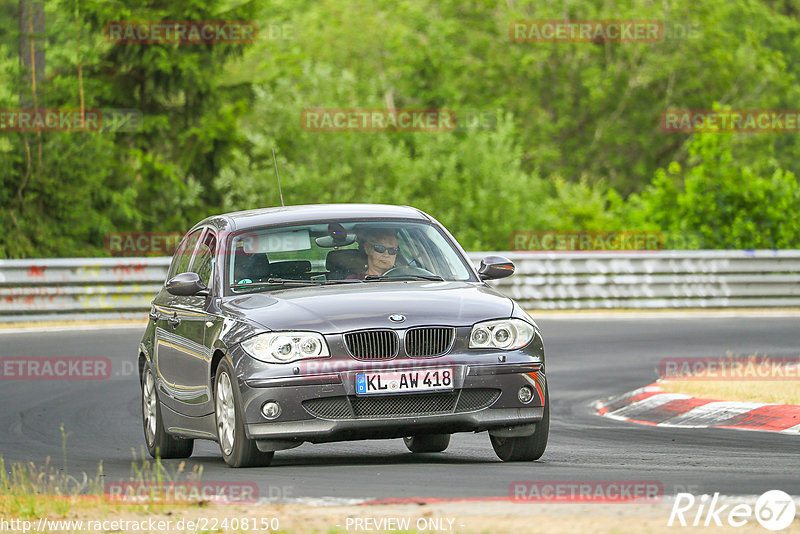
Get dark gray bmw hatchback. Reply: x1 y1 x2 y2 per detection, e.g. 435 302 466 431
138 204 548 467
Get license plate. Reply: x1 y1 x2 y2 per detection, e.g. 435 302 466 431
355 368 454 396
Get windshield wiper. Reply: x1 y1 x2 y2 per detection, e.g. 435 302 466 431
231 278 363 289
364 274 444 282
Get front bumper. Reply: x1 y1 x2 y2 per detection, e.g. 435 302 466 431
237 358 547 444
247 406 544 443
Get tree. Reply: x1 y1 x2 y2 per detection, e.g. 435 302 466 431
625 132 800 248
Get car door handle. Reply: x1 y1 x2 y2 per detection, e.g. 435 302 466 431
167 315 181 327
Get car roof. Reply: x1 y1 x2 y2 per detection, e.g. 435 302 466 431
196 203 432 232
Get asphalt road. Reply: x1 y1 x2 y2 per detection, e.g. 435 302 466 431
0 316 798 502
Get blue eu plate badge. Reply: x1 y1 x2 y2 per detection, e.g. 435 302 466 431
356 374 367 394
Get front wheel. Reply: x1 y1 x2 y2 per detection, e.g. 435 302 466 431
403 433 450 453
215 360 274 468
141 363 193 459
490 387 549 462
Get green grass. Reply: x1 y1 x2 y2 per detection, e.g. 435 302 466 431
0 425 206 518
660 379 800 405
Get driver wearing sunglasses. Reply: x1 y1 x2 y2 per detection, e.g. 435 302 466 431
349 228 399 279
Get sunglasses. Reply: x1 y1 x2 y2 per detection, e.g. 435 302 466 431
371 244 399 255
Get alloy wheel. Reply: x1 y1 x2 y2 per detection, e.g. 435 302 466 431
216 372 236 456
142 369 157 446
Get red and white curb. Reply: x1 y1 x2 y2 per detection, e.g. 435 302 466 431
594 383 800 434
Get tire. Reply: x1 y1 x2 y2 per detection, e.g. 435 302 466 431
141 363 194 459
403 433 450 453
214 360 274 468
490 386 549 462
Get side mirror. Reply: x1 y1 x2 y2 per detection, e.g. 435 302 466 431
166 272 210 297
478 256 515 280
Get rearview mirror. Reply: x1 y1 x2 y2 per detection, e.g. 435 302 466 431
478 256 515 280
166 272 210 297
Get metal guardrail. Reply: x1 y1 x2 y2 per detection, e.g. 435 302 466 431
0 258 170 322
486 250 800 309
1 250 799 321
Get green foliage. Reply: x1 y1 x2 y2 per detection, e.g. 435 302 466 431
214 68 615 249
625 133 800 248
1 0 799 256
1 0 255 258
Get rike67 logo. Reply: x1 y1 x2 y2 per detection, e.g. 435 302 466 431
669 490 796 530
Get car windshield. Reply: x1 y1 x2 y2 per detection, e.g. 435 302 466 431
227 220 473 293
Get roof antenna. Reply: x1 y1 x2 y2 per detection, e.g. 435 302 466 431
272 147 285 207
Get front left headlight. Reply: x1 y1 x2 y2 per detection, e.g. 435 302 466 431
469 318 535 350
241 331 330 364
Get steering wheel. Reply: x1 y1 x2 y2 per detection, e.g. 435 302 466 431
381 265 436 278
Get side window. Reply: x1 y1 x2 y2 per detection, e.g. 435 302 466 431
168 229 203 279
192 231 216 288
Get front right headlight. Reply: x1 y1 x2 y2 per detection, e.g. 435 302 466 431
242 331 330 364
469 318 535 350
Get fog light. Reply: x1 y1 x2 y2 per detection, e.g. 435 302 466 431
518 386 533 404
261 401 281 420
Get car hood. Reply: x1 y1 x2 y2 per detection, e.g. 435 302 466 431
218 281 513 334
